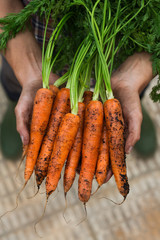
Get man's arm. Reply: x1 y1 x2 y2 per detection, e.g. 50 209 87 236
0 0 59 145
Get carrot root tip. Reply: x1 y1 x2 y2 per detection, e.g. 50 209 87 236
98 196 127 205
34 197 48 238
63 192 71 224
91 185 100 196
27 188 39 199
75 203 87 226
0 181 27 222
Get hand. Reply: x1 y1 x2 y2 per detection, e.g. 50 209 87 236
4 29 59 146
111 52 153 154
103 52 153 184
14 73 59 146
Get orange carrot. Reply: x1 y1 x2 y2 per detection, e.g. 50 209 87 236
74 90 93 175
95 122 110 186
35 88 70 188
46 113 80 197
104 98 129 199
83 90 93 105
78 100 103 203
49 85 59 96
63 102 85 194
24 88 54 183
72 91 93 178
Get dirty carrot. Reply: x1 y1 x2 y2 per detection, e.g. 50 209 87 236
74 91 93 175
95 121 110 186
104 98 129 199
35 88 70 188
64 102 85 194
78 100 103 203
49 85 59 96
46 113 80 198
32 12 72 187
24 88 53 183
83 90 93 105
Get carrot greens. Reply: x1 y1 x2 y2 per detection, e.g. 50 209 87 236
42 12 72 88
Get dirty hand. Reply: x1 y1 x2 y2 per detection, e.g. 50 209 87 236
104 52 153 183
4 29 59 146
111 52 153 154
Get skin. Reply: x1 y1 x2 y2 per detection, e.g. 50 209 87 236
111 52 153 154
1 2 154 156
104 52 154 183
0 0 59 146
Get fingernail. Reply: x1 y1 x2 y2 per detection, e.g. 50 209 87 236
104 170 113 183
128 146 133 154
20 135 24 144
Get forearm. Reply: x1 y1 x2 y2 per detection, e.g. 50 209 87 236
4 30 42 87
0 0 23 21
0 0 42 87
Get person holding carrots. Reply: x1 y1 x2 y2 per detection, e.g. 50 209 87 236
0 0 157 164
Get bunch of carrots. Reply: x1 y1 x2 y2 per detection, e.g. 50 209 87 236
20 0 131 208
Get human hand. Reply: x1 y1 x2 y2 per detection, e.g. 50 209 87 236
4 29 59 146
111 52 153 154
103 52 153 183
14 74 59 146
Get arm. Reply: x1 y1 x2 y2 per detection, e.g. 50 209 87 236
0 0 59 145
111 52 153 154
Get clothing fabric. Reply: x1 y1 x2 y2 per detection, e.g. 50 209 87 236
1 1 59 101
22 0 54 48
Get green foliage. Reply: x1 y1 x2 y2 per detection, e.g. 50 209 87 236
113 0 160 102
0 0 54 50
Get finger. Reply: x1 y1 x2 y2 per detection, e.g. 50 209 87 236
125 108 142 154
103 169 113 183
49 73 59 85
114 89 143 154
15 94 33 145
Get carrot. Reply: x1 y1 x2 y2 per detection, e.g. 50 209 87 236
63 102 85 194
95 122 110 186
104 98 129 199
78 100 103 203
76 154 82 175
46 113 80 198
49 85 59 96
35 88 70 188
74 91 92 174
65 91 93 185
74 90 93 175
24 88 54 183
83 90 93 105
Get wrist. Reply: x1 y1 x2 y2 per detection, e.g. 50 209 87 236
4 29 42 87
0 0 24 20
111 52 153 94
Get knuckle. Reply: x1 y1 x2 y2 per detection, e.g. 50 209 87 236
137 112 143 122
14 104 21 117
135 134 141 143
130 110 143 123
14 105 18 115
